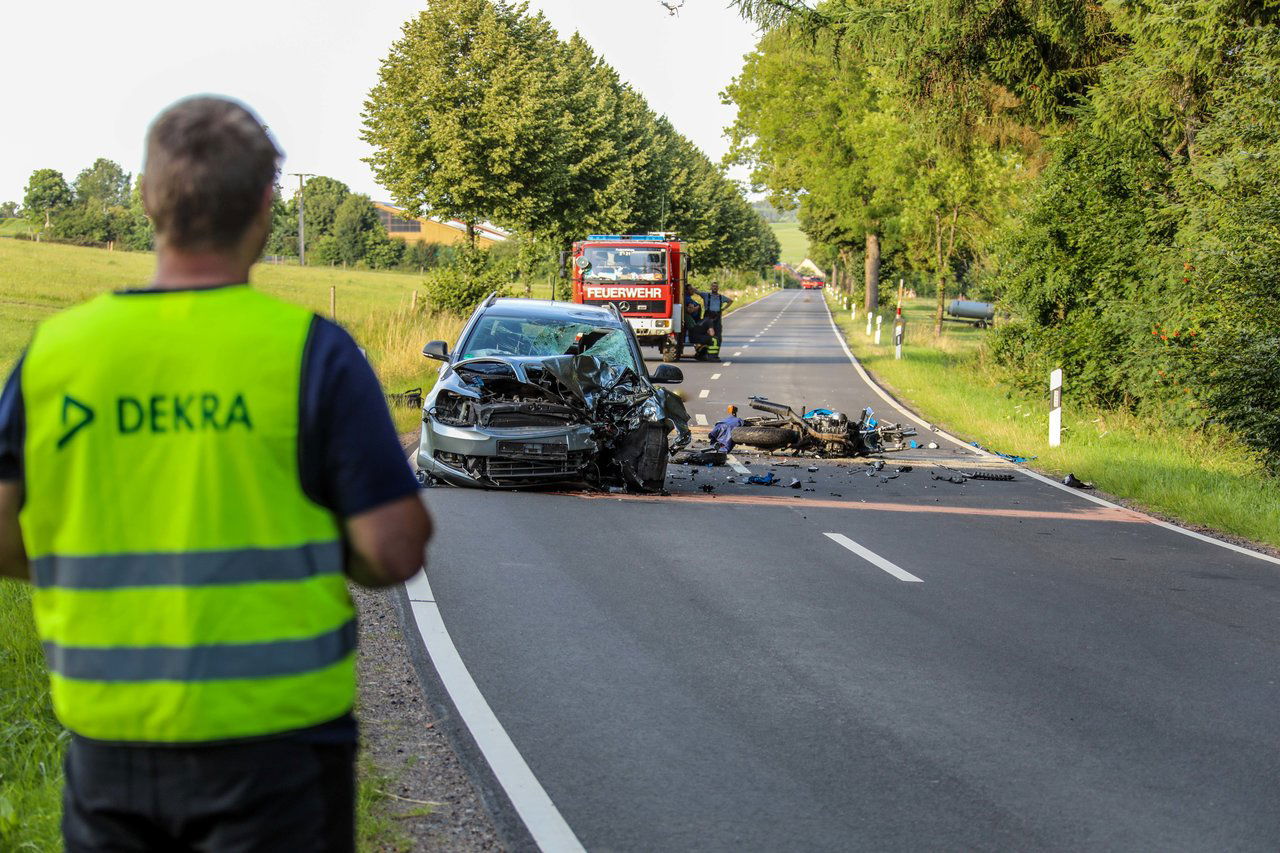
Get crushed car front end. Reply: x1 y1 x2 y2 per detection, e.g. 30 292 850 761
418 352 687 490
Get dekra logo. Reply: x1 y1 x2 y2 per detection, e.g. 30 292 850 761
117 393 253 434
55 393 253 448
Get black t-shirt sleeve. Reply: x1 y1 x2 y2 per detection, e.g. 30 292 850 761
298 318 419 517
0 355 25 483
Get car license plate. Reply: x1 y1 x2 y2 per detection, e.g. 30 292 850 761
497 439 569 460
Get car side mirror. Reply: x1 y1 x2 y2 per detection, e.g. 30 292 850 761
422 340 449 361
651 364 683 384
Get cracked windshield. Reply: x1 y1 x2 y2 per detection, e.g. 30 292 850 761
461 317 636 370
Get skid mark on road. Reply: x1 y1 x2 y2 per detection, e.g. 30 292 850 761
571 490 1147 523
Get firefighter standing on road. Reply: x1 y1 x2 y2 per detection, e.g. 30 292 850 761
697 281 734 342
0 96 433 852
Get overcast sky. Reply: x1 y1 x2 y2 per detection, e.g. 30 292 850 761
0 1 763 205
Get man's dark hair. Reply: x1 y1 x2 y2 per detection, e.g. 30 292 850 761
143 96 281 251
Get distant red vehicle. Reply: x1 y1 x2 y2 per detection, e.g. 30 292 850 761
800 277 825 290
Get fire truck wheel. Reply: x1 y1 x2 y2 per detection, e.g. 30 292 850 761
661 345 679 363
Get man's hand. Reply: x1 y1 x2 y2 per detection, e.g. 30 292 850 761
0 481 29 581
343 494 433 587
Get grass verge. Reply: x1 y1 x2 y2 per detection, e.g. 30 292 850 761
826 291 1280 550
0 581 66 852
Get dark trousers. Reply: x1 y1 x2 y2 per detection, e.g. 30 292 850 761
706 311 723 340
63 736 355 853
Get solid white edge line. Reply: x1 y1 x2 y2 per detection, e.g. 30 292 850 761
726 454 751 475
405 448 587 850
818 295 1280 567
695 413 709 426
404 573 588 853
824 533 923 583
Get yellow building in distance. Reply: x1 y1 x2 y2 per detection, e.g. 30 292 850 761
373 202 509 247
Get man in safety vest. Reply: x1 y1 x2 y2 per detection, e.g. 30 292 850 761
0 96 433 852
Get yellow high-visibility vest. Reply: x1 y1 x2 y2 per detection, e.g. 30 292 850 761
21 285 355 743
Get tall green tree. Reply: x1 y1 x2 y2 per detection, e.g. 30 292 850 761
24 169 72 229
73 158 131 212
333 193 380 265
363 0 568 245
299 176 350 246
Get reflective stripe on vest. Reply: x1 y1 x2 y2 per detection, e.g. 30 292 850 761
31 542 343 589
21 286 354 743
45 619 356 682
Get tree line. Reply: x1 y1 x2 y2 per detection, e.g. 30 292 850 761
10 163 461 273
362 0 779 275
724 0 1280 472
18 159 151 249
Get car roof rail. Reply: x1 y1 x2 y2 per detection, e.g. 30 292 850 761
482 291 499 308
605 302 624 321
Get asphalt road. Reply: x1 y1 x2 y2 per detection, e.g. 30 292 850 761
414 290 1280 851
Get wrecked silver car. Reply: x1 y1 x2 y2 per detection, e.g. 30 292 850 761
416 297 690 491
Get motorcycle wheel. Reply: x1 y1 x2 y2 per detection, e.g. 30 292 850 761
731 425 798 451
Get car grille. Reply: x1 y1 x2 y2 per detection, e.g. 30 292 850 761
485 452 590 481
486 411 573 428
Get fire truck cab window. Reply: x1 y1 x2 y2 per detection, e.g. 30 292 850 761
582 247 666 282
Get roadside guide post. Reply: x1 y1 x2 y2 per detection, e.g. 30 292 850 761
894 280 905 360
866 312 873 337
1049 368 1063 447
875 314 883 345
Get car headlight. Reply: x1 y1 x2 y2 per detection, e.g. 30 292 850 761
429 391 477 427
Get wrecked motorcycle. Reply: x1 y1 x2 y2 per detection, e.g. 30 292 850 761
730 396 917 457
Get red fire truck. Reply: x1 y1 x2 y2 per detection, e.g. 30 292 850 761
571 234 689 361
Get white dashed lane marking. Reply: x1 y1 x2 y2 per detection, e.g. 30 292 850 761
698 389 710 399
695 413 709 426
824 534 923 583
711 373 721 380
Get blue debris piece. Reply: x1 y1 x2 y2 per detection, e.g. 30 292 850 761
970 441 1037 465
747 472 778 486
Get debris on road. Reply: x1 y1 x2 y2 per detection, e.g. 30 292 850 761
1062 473 1093 489
700 483 716 493
747 472 778 486
970 441 1036 465
788 478 803 489
965 471 1015 482
673 445 727 466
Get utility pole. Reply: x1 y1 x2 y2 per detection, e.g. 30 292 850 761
289 173 315 265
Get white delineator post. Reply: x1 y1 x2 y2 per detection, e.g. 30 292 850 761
1049 368 1063 448
894 320 904 360
865 312 873 337
874 314 883 345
